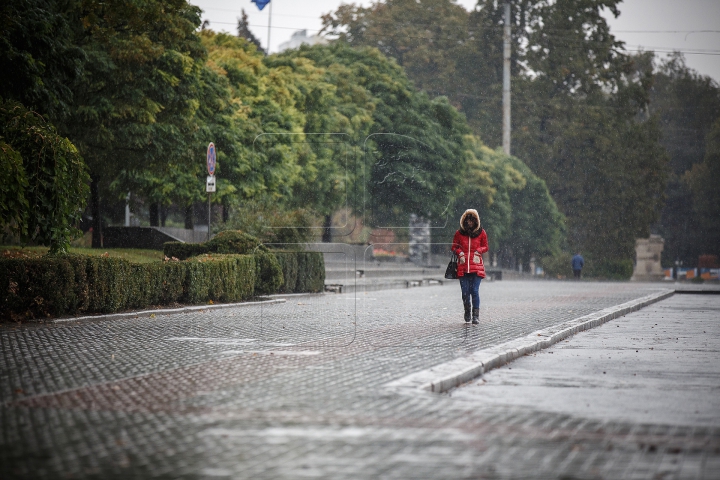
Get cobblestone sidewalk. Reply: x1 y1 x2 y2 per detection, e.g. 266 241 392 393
2 281 714 479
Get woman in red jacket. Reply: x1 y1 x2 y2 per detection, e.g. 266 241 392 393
452 209 488 324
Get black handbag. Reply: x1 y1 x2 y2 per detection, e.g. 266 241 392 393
444 253 459 279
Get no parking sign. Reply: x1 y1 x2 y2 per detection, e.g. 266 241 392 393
206 142 216 176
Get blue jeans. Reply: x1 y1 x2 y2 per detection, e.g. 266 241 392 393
459 274 481 309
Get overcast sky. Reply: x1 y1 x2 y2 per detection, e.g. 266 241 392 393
191 0 720 83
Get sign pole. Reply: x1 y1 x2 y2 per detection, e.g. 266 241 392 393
206 142 217 242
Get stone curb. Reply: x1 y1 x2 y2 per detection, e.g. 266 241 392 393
49 298 287 324
384 289 675 394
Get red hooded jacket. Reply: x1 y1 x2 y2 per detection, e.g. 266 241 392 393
452 209 489 278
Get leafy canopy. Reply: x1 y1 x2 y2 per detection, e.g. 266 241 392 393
0 99 90 253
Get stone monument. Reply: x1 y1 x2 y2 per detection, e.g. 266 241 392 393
631 235 665 281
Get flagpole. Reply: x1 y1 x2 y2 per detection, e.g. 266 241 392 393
267 0 272 54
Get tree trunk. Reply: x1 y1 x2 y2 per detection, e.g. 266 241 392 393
91 176 102 248
160 205 167 227
322 214 332 243
149 203 159 227
184 205 194 230
222 201 229 223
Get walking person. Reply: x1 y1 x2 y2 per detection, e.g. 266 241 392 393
452 209 488 324
572 252 584 279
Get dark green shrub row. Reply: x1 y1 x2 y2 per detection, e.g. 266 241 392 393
162 242 209 260
164 230 262 260
164 230 324 294
0 254 255 321
294 251 325 293
540 253 633 280
183 255 256 304
266 251 325 293
584 258 633 280
274 252 298 293
254 251 284 295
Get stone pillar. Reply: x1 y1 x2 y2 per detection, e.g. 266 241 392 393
631 235 665 281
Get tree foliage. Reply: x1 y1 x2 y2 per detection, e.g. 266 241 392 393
63 0 208 179
323 0 669 265
684 119 720 259
512 0 668 260
0 0 84 119
649 54 720 264
443 137 564 266
0 0 576 265
0 99 89 253
281 43 468 226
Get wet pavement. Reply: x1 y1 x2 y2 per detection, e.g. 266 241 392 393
452 293 720 478
1 281 717 479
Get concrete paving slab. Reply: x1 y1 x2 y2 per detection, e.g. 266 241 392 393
451 294 720 428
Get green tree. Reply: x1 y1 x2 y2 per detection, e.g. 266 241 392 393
649 54 720 265
0 0 84 120
684 119 720 259
61 0 209 246
320 0 534 148
324 0 670 269
445 137 564 268
286 43 467 227
203 31 307 205
0 99 89 253
513 0 668 261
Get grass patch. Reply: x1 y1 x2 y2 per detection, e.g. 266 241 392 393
1 246 163 263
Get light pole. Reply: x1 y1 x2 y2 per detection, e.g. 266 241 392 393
502 2 511 156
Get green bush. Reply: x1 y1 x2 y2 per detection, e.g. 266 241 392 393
207 230 263 254
540 253 573 279
584 258 633 280
85 256 137 313
0 254 256 321
540 252 633 280
163 242 209 260
295 252 326 293
253 251 284 295
125 261 186 308
163 231 324 294
220 199 318 244
273 251 299 293
0 257 77 319
184 255 256 304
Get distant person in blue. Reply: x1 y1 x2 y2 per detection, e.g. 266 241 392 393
572 253 585 279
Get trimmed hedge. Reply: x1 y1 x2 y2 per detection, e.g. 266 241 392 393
208 230 263 255
540 253 633 280
164 230 324 294
584 258 633 280
254 251 284 295
164 230 262 260
0 254 255 321
1 256 79 318
295 252 325 293
162 242 208 260
273 251 299 293
184 255 256 304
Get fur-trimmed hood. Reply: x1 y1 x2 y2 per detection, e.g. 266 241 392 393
459 209 482 237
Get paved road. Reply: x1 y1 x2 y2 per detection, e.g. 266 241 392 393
1 281 716 479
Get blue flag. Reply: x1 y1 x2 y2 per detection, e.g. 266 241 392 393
252 0 270 10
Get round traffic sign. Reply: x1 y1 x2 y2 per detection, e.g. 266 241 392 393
207 142 216 176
